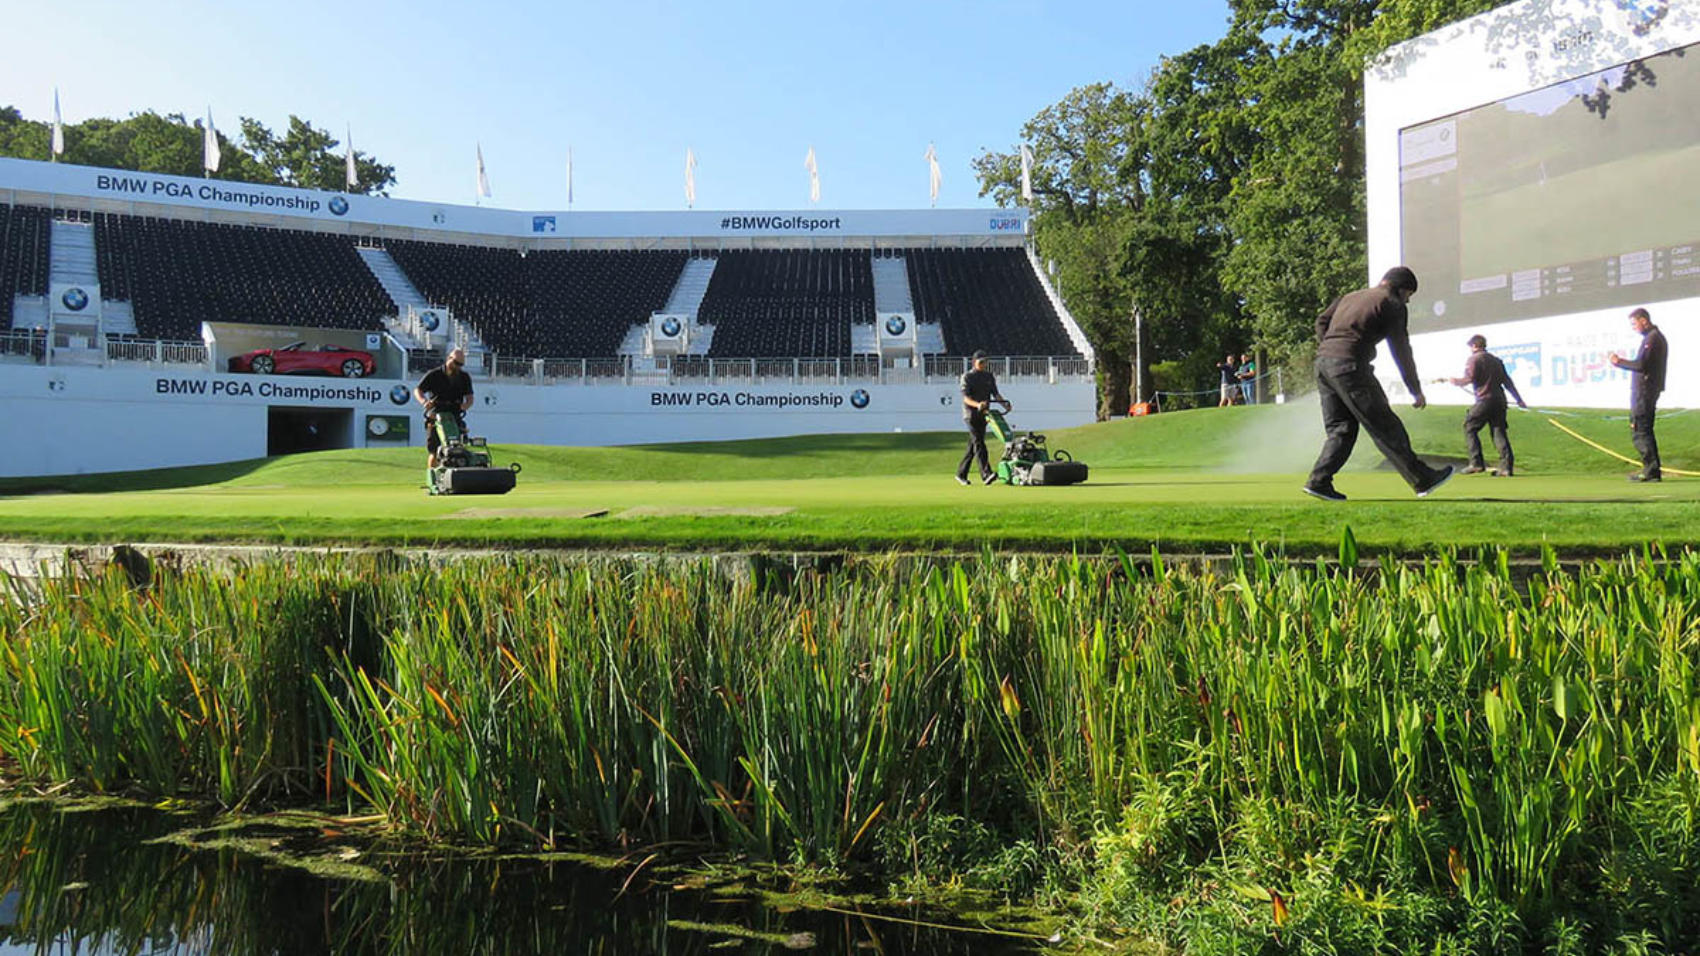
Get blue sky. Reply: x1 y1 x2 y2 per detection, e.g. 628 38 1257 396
6 1 1230 211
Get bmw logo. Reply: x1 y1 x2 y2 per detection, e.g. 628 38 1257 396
389 385 410 405
849 389 870 409
420 311 441 332
61 287 89 311
660 317 682 337
884 315 907 336
329 196 350 216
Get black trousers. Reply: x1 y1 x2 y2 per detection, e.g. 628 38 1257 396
1632 391 1661 477
1308 357 1431 489
958 414 992 481
1463 398 1512 471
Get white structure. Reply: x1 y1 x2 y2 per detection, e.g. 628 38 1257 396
1366 0 1698 407
0 159 1092 477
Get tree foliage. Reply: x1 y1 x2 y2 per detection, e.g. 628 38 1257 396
978 0 1513 415
0 107 395 194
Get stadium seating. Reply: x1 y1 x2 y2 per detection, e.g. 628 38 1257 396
902 248 1079 357
385 242 688 358
0 204 51 331
699 249 871 357
93 214 395 340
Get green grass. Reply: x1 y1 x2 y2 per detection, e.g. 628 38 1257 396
1 404 1695 554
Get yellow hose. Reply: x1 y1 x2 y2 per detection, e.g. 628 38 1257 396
1544 417 1697 477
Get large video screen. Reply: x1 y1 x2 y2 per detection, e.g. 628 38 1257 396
1399 42 1700 333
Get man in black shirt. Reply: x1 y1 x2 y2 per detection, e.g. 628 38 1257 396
1608 307 1669 481
414 347 475 468
1449 334 1527 476
1215 354 1239 407
1304 266 1453 501
957 350 1010 485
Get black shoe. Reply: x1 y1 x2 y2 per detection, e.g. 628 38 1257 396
1301 483 1347 502
1460 465 1486 475
956 475 970 486
1629 471 1662 482
982 473 1000 485
1415 465 1454 498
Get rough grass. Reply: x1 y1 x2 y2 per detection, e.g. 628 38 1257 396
0 404 1695 555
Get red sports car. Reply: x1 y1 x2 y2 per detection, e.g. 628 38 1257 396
229 342 376 377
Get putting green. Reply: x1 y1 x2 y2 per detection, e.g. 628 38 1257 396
1 404 1694 555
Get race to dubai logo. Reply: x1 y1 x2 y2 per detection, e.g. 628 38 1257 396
1615 0 1670 35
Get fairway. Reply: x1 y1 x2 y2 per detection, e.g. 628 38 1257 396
2 403 1695 554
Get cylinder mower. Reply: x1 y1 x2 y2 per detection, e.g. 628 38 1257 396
426 409 520 495
986 409 1088 486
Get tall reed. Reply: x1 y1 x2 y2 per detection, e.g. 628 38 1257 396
3 546 1698 944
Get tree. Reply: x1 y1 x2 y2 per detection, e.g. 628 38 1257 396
1219 0 1510 365
0 106 395 194
240 115 395 195
975 83 1146 418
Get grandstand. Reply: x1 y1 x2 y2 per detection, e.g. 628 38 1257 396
0 204 50 331
0 156 1094 474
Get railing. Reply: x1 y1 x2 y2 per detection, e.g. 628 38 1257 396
106 339 209 366
0 329 46 361
478 353 1093 387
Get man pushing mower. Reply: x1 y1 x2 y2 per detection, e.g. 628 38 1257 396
414 347 518 495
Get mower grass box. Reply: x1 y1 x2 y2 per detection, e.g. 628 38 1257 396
987 409 1088 486
426 411 520 495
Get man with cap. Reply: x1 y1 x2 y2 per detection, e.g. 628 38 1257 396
1608 306 1669 481
1448 334 1527 476
1303 266 1453 501
957 350 1011 485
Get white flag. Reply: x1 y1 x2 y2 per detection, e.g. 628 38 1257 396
345 125 357 189
804 146 820 204
684 148 697 207
51 89 64 158
1020 144 1034 203
925 143 941 206
476 143 492 198
566 145 574 207
203 108 221 174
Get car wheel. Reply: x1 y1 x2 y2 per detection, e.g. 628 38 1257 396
251 355 275 374
341 359 367 378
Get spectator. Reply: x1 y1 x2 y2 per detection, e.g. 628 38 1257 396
1236 353 1257 405
1215 354 1240 407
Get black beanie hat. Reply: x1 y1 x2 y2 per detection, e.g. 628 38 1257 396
1382 266 1419 293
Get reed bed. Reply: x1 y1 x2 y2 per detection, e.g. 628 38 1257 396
2 548 1698 951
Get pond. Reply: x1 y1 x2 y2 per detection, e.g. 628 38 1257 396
0 802 1050 955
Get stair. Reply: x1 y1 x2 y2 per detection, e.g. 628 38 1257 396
358 247 429 313
915 323 946 355
10 295 47 331
357 247 436 349
663 257 717 315
872 256 914 314
49 221 98 287
1026 246 1091 358
850 323 878 354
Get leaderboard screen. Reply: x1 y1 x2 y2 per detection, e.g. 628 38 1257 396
1399 41 1700 332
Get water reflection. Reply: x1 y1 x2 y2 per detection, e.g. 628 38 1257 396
0 804 1040 955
